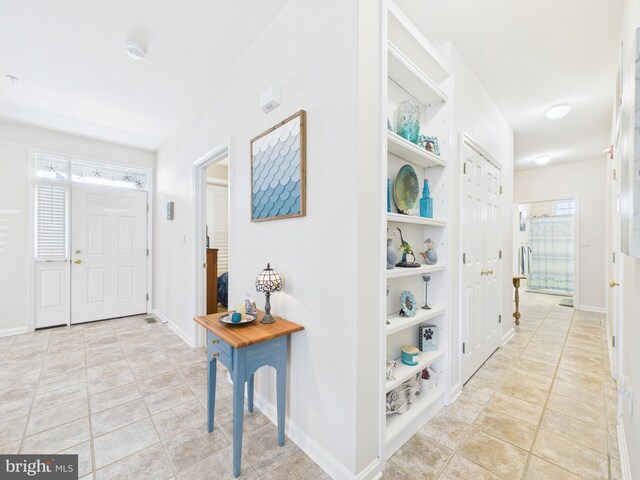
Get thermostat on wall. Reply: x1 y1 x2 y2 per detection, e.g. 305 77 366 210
167 202 174 220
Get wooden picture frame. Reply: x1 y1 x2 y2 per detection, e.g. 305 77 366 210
250 110 306 222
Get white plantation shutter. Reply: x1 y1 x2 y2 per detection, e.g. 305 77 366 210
206 185 229 273
36 184 68 260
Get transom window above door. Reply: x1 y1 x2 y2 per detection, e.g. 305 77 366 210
36 155 148 191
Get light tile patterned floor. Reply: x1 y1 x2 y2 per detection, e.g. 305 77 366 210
0 293 620 480
0 315 328 480
383 292 621 480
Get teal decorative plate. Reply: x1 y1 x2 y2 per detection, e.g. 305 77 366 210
394 165 419 215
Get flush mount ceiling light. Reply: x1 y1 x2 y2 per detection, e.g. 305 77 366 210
545 104 571 120
535 155 551 165
125 41 147 61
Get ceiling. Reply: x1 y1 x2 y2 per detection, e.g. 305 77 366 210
397 0 623 170
0 0 289 151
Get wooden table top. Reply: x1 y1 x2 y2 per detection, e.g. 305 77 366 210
193 311 304 348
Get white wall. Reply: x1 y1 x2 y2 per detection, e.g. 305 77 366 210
0 120 155 335
514 158 607 310
614 0 640 476
153 1 379 477
439 44 515 395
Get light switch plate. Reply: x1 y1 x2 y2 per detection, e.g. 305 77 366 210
178 234 186 245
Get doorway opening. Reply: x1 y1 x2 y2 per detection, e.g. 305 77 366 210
515 198 577 305
193 142 230 347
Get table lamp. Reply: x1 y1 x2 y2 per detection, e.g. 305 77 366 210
255 263 282 324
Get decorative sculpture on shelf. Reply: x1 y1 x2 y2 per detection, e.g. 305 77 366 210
386 358 397 381
421 275 431 310
396 99 421 144
420 179 433 219
387 228 398 270
395 228 420 268
420 238 438 265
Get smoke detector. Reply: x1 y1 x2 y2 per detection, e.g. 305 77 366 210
125 41 147 61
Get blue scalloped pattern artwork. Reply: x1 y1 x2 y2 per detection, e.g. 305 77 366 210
252 116 302 220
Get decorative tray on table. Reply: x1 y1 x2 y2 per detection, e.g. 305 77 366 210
218 313 258 325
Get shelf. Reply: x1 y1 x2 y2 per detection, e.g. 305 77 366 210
387 1 450 84
386 212 446 227
386 305 445 336
386 263 445 279
387 131 446 168
385 349 445 393
388 41 448 107
386 386 445 446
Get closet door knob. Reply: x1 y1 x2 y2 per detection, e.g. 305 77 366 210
609 280 620 288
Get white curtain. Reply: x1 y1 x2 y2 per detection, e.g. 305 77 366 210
528 216 574 294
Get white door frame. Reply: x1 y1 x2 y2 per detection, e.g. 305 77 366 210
192 140 231 348
459 132 503 384
513 195 580 308
27 148 153 332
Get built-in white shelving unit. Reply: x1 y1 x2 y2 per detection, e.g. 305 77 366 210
382 0 453 461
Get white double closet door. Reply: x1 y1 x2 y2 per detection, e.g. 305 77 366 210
70 183 148 324
461 143 502 384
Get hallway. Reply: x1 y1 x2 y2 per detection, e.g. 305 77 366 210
383 293 619 480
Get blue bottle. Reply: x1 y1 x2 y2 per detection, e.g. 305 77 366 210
387 178 391 213
420 180 433 219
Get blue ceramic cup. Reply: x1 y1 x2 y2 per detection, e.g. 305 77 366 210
231 312 242 323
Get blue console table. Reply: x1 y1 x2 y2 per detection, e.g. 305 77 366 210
194 311 304 477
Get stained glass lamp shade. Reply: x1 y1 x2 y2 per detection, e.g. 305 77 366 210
255 263 282 324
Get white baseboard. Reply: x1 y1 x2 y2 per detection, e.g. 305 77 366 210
576 305 606 314
617 418 632 480
0 326 28 338
449 382 462 404
356 459 382 480
254 392 378 480
501 327 515 346
152 309 195 348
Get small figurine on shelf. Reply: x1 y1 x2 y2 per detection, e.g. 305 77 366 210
387 228 398 270
420 369 431 394
386 358 397 381
395 228 420 268
420 238 438 265
419 179 433 219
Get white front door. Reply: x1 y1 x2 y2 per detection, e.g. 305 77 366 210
71 183 147 324
461 143 502 384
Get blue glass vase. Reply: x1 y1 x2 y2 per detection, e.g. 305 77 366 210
420 179 433 218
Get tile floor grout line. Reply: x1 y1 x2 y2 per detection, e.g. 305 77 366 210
519 304 577 479
17 329 53 455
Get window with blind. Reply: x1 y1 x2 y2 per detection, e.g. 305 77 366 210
36 184 68 260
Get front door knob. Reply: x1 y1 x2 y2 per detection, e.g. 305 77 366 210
74 259 82 265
